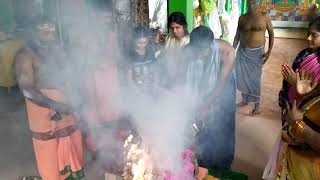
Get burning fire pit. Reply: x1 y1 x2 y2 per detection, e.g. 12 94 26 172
122 134 155 180
103 133 211 180
101 118 214 180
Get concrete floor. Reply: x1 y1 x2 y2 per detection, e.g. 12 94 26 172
0 88 38 180
232 38 307 179
0 38 308 180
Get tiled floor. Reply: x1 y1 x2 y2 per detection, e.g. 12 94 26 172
0 38 308 180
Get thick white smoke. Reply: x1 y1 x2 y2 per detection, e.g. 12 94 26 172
122 86 199 173
19 0 202 178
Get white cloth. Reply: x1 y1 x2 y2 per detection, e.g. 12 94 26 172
114 0 130 14
193 0 200 9
149 0 167 33
186 43 221 98
227 0 239 43
164 35 190 49
208 10 222 39
217 0 226 15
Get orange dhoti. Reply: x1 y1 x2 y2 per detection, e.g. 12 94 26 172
26 89 84 180
83 65 122 152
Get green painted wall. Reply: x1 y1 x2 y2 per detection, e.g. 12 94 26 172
168 0 193 32
0 0 15 33
43 0 58 19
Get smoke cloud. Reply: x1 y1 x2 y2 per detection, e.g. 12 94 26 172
122 86 199 173
16 0 202 178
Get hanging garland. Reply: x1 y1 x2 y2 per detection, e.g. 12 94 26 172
199 0 217 15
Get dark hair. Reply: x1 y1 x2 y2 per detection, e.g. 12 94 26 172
150 28 160 36
309 16 320 59
189 26 214 50
132 26 150 41
128 26 150 54
168 12 188 30
309 16 320 31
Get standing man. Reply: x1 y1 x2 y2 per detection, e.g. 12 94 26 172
185 26 236 170
14 21 84 180
233 0 274 115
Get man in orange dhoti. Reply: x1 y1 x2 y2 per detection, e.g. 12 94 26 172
80 26 134 179
14 21 84 180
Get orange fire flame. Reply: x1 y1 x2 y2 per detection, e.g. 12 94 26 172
122 134 159 180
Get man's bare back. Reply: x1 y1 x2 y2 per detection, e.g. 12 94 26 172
238 11 271 48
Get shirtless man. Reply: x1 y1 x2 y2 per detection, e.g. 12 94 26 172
14 21 84 180
233 0 274 115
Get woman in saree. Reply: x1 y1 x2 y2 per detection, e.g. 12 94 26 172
159 12 191 88
265 17 320 180
279 16 320 124
165 12 190 49
263 70 320 180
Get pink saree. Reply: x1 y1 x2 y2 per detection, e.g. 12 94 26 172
288 53 320 103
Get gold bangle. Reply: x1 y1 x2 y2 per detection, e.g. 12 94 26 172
293 121 304 137
289 120 306 138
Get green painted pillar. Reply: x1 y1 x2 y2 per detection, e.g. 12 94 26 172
241 0 247 14
225 0 231 13
0 0 15 33
168 0 193 32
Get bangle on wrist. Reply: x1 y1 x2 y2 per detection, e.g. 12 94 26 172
289 120 306 138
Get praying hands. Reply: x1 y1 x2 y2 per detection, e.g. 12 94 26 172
296 70 318 95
